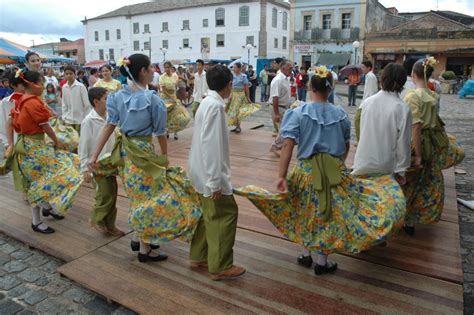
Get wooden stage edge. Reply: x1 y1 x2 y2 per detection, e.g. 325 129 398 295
0 124 465 314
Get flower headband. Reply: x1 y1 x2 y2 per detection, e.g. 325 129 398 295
14 68 41 88
422 56 438 82
315 66 333 88
15 68 23 79
117 57 131 67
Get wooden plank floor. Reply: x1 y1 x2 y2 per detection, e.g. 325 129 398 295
0 123 464 313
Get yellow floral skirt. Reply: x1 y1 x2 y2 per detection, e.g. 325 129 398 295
226 90 260 127
234 159 406 255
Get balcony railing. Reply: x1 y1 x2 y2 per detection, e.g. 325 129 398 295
294 27 360 42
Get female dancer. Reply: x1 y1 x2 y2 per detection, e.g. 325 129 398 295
88 54 201 262
159 62 191 140
5 69 82 233
94 65 122 93
402 58 463 234
235 67 406 275
226 63 260 133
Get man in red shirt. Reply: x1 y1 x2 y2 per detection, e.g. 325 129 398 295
348 68 360 106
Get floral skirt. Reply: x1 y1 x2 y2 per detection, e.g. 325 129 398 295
163 96 191 133
98 139 201 245
440 134 465 170
234 159 406 255
402 156 444 225
226 90 260 127
18 137 83 214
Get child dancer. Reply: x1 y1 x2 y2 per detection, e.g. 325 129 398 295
78 87 124 236
61 66 91 134
235 67 406 275
188 65 245 281
88 54 201 262
1 70 25 152
5 69 83 233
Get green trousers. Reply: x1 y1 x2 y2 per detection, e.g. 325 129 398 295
191 101 200 118
91 175 118 229
66 123 81 135
190 194 238 273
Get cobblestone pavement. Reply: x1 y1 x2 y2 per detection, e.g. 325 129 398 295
0 86 473 313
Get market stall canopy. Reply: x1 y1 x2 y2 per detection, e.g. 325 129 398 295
316 53 352 67
0 38 74 63
84 60 107 68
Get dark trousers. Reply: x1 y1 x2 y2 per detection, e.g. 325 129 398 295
348 85 358 106
249 85 257 103
297 88 307 102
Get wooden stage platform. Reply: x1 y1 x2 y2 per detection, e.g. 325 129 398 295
0 124 463 314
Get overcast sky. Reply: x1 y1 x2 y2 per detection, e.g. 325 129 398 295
1 0 473 47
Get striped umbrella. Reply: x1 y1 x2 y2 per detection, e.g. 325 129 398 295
0 38 74 63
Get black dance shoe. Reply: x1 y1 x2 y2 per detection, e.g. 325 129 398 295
138 250 168 263
297 255 313 268
31 222 55 234
314 261 338 275
42 208 64 220
130 240 160 251
403 225 415 236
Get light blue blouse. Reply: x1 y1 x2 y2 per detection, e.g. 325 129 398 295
106 85 167 137
232 73 249 89
280 102 351 159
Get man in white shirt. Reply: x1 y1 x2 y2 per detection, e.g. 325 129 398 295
355 60 379 140
269 60 293 156
150 67 160 91
361 60 378 100
78 87 123 236
188 65 245 281
44 68 59 88
353 63 412 182
191 59 209 117
61 66 91 134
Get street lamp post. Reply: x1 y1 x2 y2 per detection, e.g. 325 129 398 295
160 48 167 62
30 39 35 48
352 40 360 64
143 31 151 60
243 44 256 66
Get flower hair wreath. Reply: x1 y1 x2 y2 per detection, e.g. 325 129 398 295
422 56 438 82
314 66 333 88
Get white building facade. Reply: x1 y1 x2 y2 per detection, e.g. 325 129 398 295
83 0 290 67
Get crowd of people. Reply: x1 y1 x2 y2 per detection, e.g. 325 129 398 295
0 50 465 281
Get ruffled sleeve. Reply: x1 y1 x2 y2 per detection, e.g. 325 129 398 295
404 90 423 125
24 97 51 125
280 109 300 143
106 93 119 125
151 93 167 136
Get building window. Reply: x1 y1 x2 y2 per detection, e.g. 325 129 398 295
282 36 287 50
216 8 225 26
162 40 168 49
283 12 288 30
109 48 114 61
239 6 249 26
272 8 277 28
274 38 278 48
94 31 99 41
303 15 312 31
99 49 104 60
162 22 168 32
105 30 110 41
116 29 121 40
322 14 332 30
144 24 150 33
133 40 139 51
216 34 225 47
342 13 351 29
133 22 139 34
246 36 254 46
182 20 190 30
144 41 150 50
183 38 189 48
203 19 208 27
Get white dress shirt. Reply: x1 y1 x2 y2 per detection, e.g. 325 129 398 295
0 94 16 144
352 91 412 176
400 76 416 100
152 72 160 87
61 80 91 124
362 71 378 101
188 90 232 197
192 71 209 103
270 72 291 108
78 109 115 173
